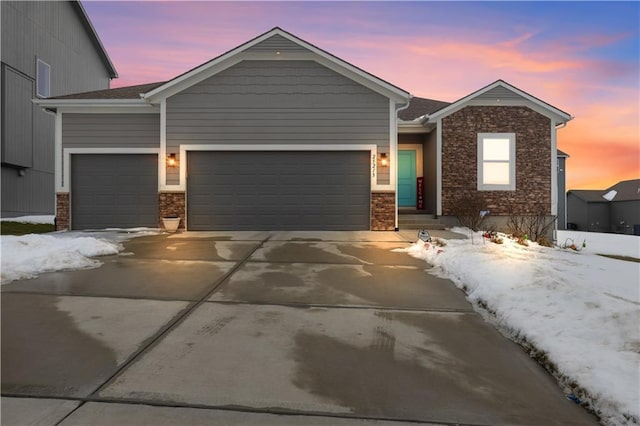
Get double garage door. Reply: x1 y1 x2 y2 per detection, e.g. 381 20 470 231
187 151 371 230
71 151 371 231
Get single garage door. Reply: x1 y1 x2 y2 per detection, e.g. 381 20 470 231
187 151 370 230
71 154 158 229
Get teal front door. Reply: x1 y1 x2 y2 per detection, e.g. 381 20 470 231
398 150 416 207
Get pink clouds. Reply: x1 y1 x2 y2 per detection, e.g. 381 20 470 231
90 2 637 191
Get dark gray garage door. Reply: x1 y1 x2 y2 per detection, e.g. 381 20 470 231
187 151 370 230
71 154 158 230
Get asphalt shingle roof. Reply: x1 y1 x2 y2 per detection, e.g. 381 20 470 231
569 179 640 202
50 82 166 100
399 96 450 121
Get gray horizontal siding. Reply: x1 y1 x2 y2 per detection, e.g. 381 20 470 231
166 60 390 185
2 66 33 167
63 114 160 148
244 34 310 53
476 86 524 102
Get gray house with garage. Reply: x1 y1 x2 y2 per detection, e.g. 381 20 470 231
36 27 572 232
1 0 117 218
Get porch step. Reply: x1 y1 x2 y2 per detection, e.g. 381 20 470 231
398 214 446 230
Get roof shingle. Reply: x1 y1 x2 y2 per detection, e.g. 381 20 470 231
50 82 166 100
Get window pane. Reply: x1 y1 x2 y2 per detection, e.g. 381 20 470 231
37 60 50 98
483 138 510 161
483 162 510 185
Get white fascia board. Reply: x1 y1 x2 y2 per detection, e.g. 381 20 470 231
143 28 410 104
426 80 572 124
174 144 392 192
61 148 159 192
398 121 429 134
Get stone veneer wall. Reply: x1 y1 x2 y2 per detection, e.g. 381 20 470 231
55 193 70 231
441 106 552 215
371 191 395 231
159 192 186 230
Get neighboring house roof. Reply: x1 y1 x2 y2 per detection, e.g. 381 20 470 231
71 1 118 79
568 179 640 203
50 82 166 100
399 97 450 121
605 179 640 202
424 80 572 124
557 149 570 157
568 190 608 203
143 27 411 103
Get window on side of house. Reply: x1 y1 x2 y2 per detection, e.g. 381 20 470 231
477 133 515 191
36 59 50 98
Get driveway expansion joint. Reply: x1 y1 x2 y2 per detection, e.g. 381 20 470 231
204 300 475 313
51 235 273 426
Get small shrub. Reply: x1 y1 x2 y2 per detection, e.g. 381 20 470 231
537 235 553 247
507 202 556 243
450 193 488 231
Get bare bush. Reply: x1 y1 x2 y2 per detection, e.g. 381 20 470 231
450 193 488 231
507 203 556 243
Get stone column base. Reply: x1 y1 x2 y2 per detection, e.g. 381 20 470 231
371 191 395 231
159 192 186 230
56 193 70 231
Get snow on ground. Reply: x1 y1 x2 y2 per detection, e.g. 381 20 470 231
0 215 55 224
0 228 160 284
397 230 640 426
557 230 640 259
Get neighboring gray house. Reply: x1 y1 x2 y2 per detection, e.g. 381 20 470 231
1 1 117 217
567 179 640 234
36 28 572 232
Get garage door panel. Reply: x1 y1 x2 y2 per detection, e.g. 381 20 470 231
72 154 158 230
187 151 370 230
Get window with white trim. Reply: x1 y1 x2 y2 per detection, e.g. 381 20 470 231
477 133 515 191
36 59 50 98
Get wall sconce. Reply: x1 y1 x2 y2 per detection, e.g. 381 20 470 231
379 152 388 167
167 153 177 167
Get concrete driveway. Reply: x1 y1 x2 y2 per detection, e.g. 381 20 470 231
1 230 597 425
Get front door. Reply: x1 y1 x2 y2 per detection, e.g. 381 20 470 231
398 150 416 207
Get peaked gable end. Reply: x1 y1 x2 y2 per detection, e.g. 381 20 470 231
245 34 311 54
426 80 571 124
144 28 410 103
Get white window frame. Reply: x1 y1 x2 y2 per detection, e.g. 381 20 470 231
477 133 516 191
36 59 50 98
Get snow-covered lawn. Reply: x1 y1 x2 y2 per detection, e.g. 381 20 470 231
0 229 160 284
397 229 640 426
0 215 55 224
557 230 640 259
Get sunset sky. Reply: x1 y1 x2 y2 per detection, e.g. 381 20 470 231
83 1 639 190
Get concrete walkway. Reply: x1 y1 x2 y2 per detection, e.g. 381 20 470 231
1 231 597 425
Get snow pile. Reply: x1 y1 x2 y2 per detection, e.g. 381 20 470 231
0 215 55 224
557 230 639 259
1 234 122 284
398 231 640 425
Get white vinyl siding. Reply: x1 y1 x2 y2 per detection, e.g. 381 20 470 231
477 133 515 191
36 59 50 98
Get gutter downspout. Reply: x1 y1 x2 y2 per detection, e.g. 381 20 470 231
553 120 569 242
394 96 413 231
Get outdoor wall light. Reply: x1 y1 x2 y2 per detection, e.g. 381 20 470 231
379 152 388 167
167 153 177 167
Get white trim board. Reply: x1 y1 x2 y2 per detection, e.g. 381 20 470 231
61 148 160 192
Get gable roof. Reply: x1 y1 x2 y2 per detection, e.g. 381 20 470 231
557 149 570 157
143 27 410 103
424 80 572 124
605 179 640 202
569 179 640 203
71 1 118 79
399 96 450 121
568 190 609 202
